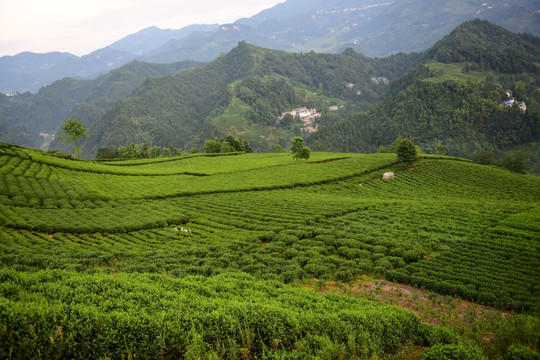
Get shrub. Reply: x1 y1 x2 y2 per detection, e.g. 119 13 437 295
396 138 418 163
421 323 460 346
505 345 540 360
424 343 486 360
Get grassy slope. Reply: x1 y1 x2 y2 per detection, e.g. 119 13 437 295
0 143 539 359
423 62 493 83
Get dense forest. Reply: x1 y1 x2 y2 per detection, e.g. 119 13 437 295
0 60 203 151
308 20 540 160
83 42 419 155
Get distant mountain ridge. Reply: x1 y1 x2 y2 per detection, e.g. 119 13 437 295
109 24 220 55
0 25 216 93
1 0 539 93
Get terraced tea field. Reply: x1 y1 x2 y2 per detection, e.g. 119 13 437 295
0 142 539 359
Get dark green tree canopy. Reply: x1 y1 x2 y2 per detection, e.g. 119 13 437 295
396 138 418 163
204 135 250 154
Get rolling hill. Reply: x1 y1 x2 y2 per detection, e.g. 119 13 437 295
0 142 538 358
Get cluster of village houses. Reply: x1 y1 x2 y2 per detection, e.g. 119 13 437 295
277 105 346 134
278 107 321 134
500 90 527 113
371 76 389 85
276 77 391 134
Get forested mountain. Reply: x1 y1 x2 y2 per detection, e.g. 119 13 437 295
2 0 539 93
81 42 419 155
3 19 540 167
308 20 540 158
0 79 94 148
1 60 203 150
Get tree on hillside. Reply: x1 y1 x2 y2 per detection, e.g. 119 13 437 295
140 143 150 158
500 152 528 174
204 140 222 153
396 138 418 163
291 136 310 160
204 136 250 153
273 144 286 153
58 118 88 159
436 143 447 156
150 146 162 158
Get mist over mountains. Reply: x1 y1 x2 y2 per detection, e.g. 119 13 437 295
1 0 539 93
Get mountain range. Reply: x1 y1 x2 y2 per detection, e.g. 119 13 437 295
1 1 539 173
37 20 536 170
307 20 540 156
1 0 539 93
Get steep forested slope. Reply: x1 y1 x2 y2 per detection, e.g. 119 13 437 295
308 20 540 157
0 60 203 150
84 43 258 156
83 42 419 155
0 78 94 135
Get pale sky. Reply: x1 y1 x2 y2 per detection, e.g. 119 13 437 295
0 0 284 57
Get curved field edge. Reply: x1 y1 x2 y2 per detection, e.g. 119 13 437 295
0 152 397 204
0 143 539 358
0 142 361 176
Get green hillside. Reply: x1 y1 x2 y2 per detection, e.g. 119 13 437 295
83 42 419 155
1 142 539 358
308 20 540 163
0 60 203 150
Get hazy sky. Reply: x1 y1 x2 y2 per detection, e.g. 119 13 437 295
0 0 283 57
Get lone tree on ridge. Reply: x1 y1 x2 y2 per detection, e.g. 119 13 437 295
291 136 310 161
58 118 89 159
396 138 418 164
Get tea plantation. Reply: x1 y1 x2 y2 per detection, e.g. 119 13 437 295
0 142 539 359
